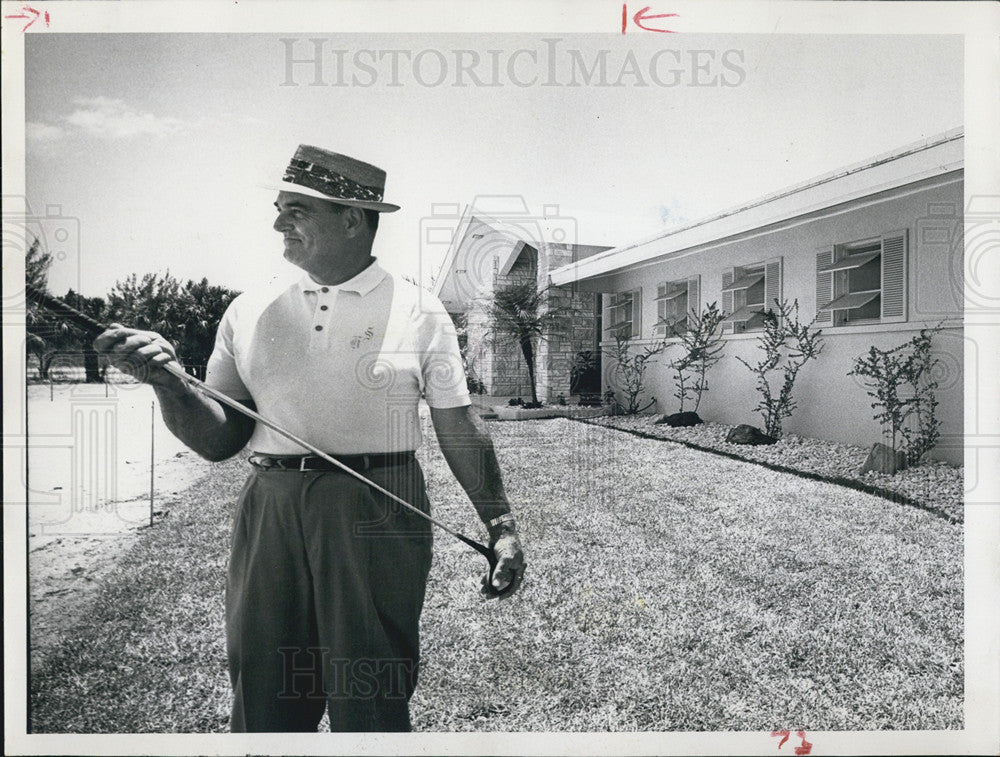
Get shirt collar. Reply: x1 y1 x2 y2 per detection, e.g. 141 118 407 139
298 259 388 297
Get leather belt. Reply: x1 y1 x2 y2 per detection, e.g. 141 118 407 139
248 451 414 473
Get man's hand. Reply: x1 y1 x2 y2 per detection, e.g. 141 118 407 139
481 528 526 599
93 324 182 390
428 405 525 598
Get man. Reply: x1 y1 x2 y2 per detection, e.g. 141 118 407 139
94 145 525 732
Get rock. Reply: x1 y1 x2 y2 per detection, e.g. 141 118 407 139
655 411 703 427
725 424 777 445
860 442 907 475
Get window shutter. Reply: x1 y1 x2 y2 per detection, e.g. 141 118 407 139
686 275 700 319
881 230 908 323
815 248 834 326
764 257 783 314
721 269 734 332
721 270 734 316
654 283 665 336
601 293 612 339
631 287 642 338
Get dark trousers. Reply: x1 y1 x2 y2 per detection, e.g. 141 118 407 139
226 458 433 732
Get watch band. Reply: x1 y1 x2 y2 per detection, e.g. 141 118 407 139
488 513 515 529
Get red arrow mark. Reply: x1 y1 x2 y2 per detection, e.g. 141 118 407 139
771 730 791 749
4 5 50 32
623 5 678 33
794 731 813 756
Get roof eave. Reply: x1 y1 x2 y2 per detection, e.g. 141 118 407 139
550 129 964 287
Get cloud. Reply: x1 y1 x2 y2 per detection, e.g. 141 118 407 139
26 121 66 143
27 97 188 147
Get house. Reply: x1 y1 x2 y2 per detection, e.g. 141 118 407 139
548 129 965 464
431 201 613 400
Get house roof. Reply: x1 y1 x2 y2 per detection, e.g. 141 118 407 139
549 128 964 287
431 204 615 309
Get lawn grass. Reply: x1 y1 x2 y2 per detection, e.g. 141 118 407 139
29 419 963 732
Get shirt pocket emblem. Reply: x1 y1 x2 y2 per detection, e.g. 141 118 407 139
350 326 375 349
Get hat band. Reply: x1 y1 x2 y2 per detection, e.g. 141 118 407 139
282 159 385 204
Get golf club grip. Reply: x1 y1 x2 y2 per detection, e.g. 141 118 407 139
459 533 518 598
25 284 108 339
486 540 520 598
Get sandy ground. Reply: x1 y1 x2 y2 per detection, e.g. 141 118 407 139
23 383 214 672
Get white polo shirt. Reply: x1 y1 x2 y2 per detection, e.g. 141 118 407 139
205 261 470 454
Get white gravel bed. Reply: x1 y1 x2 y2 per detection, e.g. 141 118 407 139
587 414 964 523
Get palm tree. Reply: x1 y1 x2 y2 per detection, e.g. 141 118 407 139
485 281 572 406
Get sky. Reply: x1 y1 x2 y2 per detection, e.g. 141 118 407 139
23 32 962 297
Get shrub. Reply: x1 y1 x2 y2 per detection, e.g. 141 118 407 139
667 302 726 413
571 352 603 406
735 299 824 439
603 332 669 414
848 325 943 466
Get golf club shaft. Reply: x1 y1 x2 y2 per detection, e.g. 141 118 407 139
24 284 492 556
159 361 475 545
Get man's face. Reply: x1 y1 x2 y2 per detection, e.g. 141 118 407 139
273 191 348 273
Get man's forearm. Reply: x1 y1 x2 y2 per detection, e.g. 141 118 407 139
445 437 509 516
430 406 515 539
154 379 254 462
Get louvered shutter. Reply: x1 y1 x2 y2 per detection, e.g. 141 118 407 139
686 275 700 319
721 270 734 332
601 293 612 340
764 257 783 316
631 288 642 338
815 248 834 326
880 230 908 323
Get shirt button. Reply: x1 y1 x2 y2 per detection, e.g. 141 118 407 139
321 287 329 293
315 325 323 331
320 305 328 311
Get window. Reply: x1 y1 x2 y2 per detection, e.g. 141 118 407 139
654 276 700 337
721 257 782 333
603 289 641 340
816 230 907 326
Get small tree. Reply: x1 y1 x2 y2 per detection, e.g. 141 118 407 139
25 236 53 293
175 278 241 376
485 282 573 407
25 239 108 381
603 331 669 414
63 289 108 382
848 325 943 466
736 299 824 438
107 271 185 338
26 237 54 369
667 302 725 413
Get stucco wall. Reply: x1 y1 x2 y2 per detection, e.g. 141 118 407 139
598 178 964 463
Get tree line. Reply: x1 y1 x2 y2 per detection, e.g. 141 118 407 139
26 238 240 382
